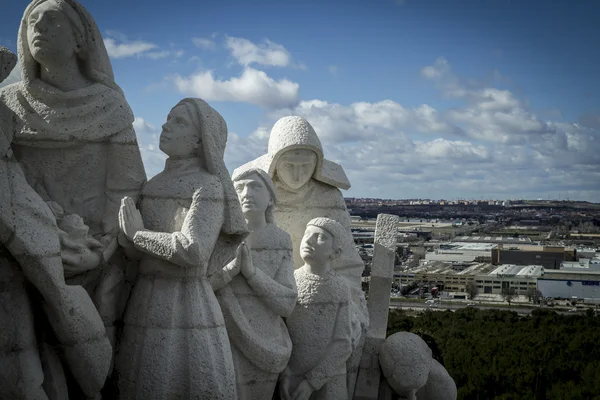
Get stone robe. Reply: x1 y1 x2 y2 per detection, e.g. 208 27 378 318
212 223 297 400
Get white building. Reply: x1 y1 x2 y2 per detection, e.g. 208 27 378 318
474 264 543 295
425 242 497 263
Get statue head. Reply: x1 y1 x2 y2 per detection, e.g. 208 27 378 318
275 148 317 190
25 0 84 68
19 0 120 92
159 103 203 159
232 168 277 224
232 115 351 192
300 217 344 266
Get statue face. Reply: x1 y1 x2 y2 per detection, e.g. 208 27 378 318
234 172 272 218
159 105 200 158
27 1 79 65
275 149 317 190
300 225 334 265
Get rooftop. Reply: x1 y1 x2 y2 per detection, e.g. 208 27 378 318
488 264 544 278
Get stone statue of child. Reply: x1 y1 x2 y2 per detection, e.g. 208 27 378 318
234 116 368 397
0 46 111 399
211 167 297 400
280 217 354 400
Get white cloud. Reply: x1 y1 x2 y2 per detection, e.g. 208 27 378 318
133 117 166 178
225 36 304 69
103 33 181 60
267 99 460 143
104 37 157 59
222 58 600 201
0 60 21 88
192 37 217 50
171 67 299 109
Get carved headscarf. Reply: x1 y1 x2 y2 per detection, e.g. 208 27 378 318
4 0 134 143
233 116 351 190
175 98 249 271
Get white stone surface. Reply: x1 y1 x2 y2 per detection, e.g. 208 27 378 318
379 332 457 400
0 45 111 399
416 359 458 400
211 168 297 400
355 214 400 399
114 98 248 399
281 218 354 400
379 332 432 399
0 2 147 376
233 116 369 397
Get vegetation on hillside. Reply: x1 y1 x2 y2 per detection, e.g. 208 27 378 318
387 308 600 400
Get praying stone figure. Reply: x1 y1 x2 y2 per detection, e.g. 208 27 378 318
0 0 147 349
0 47 111 399
211 167 297 400
281 218 354 400
114 98 248 399
234 116 368 397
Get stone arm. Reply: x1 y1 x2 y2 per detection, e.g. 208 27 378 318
210 258 238 290
246 249 297 317
133 186 224 270
305 297 354 390
103 127 147 236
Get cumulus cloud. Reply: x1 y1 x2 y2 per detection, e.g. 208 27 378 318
223 57 600 201
171 67 300 109
133 117 166 178
225 36 305 69
267 99 460 143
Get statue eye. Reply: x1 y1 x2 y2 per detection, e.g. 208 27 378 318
285 163 293 169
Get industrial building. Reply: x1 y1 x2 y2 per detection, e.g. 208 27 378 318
453 235 532 245
492 245 576 269
538 256 600 301
394 262 495 293
425 242 497 263
474 265 543 295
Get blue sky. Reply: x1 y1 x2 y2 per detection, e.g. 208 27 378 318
1 0 599 201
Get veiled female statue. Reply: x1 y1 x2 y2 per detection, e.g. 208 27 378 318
0 0 147 349
0 22 112 400
114 98 248 399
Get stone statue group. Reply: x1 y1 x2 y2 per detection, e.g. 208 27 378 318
0 1 456 399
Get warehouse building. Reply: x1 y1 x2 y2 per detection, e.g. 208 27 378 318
425 242 497 263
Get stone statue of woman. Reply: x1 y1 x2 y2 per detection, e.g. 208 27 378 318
114 98 249 399
234 116 369 397
0 47 111 399
0 0 147 348
211 167 297 400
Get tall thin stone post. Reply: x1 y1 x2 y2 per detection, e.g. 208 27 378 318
354 213 399 400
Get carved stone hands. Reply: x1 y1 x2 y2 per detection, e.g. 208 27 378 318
119 196 145 242
240 241 256 279
222 243 243 279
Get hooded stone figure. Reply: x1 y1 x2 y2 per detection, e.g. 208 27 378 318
233 116 369 398
0 0 147 352
114 98 249 399
233 116 362 278
0 46 111 399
